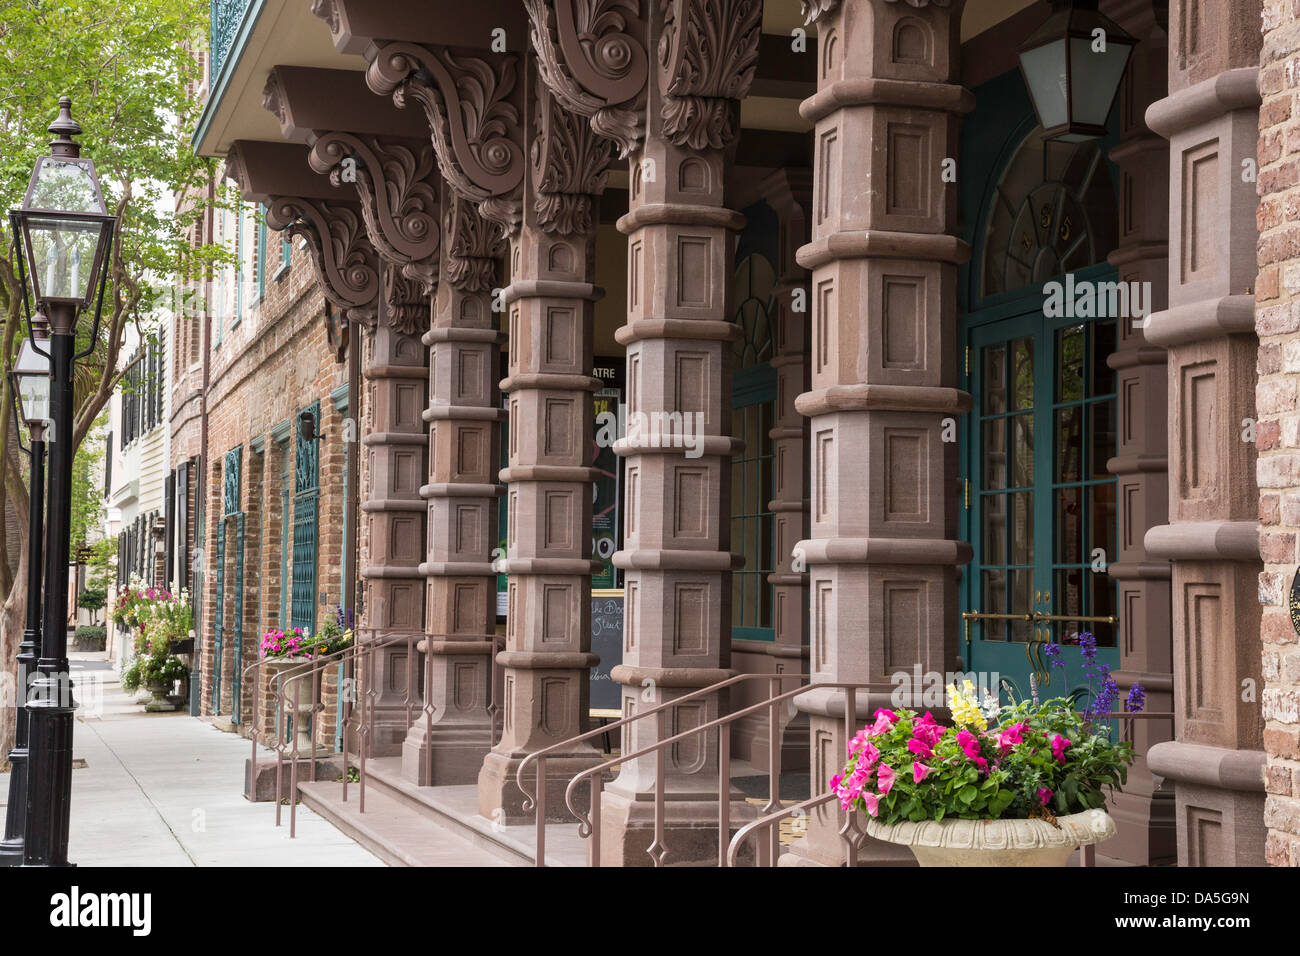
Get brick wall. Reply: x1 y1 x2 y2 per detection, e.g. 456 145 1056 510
194 205 352 736
1257 0 1300 868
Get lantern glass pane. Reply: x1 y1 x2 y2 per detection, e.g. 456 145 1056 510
26 157 105 214
1069 37 1132 128
24 216 105 302
18 374 50 423
1020 39 1069 131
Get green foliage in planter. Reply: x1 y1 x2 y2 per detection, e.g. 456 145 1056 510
79 585 108 623
73 625 107 651
122 653 187 694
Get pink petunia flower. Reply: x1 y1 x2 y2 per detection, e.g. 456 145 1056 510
998 721 1028 754
877 763 896 795
907 737 933 760
1051 734 1072 764
912 762 933 784
860 792 880 818
1038 788 1053 806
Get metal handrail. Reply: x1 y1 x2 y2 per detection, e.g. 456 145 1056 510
242 627 508 837
517 672 881 867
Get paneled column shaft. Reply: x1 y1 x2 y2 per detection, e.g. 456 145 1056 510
1144 0 1267 867
404 190 506 784
787 0 972 867
359 315 429 756
479 72 608 822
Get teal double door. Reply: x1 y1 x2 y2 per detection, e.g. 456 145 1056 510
961 290 1120 707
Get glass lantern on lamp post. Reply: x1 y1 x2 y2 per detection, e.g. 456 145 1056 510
9 97 116 868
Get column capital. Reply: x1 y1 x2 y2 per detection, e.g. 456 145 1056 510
529 76 614 237
367 42 525 236
440 191 507 295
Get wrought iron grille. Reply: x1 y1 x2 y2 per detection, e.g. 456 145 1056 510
209 0 252 85
224 446 242 516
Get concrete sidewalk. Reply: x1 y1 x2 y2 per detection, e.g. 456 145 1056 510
1 651 385 867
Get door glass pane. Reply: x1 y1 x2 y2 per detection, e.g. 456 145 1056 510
1009 491 1034 566
1057 325 1084 401
1056 406 1082 481
983 344 1007 415
981 569 1007 641
982 494 1007 565
1055 486 1083 565
1010 336 1034 410
1089 573 1117 647
983 419 1007 489
1010 569 1034 643
1011 414 1034 486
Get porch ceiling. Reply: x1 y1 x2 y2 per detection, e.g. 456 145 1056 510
194 0 367 158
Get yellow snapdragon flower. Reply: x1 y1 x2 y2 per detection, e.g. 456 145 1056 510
946 679 988 731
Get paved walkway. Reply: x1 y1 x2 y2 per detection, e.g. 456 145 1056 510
1 651 384 867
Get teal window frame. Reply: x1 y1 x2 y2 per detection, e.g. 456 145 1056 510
274 233 291 281
290 402 321 635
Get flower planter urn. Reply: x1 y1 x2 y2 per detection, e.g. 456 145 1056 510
143 679 179 713
863 808 1117 867
265 658 318 752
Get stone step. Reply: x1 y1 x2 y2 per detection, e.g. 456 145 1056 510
343 757 591 866
296 779 514 867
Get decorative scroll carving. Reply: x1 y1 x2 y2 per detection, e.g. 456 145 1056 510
658 0 762 151
531 83 613 236
310 0 341 36
800 0 839 23
383 262 430 336
525 0 650 157
265 197 380 324
443 194 506 293
309 132 441 293
261 68 290 129
367 42 524 235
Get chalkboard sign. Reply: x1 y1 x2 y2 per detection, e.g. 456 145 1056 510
590 590 624 712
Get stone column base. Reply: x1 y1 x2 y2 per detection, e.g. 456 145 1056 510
595 786 760 867
1148 741 1267 865
364 705 413 757
734 711 810 773
477 747 603 825
401 720 494 786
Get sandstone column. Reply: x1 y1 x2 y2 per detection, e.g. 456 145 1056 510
406 189 506 785
1144 0 1267 866
786 0 973 866
589 0 761 866
1102 2 1176 865
478 73 611 820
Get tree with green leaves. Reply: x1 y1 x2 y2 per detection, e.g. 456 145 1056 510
0 0 223 764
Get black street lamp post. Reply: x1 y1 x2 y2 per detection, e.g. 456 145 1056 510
10 97 116 867
0 326 51 866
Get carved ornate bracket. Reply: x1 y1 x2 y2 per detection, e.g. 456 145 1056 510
443 193 507 294
658 0 763 151
367 42 525 235
308 131 441 293
524 0 650 158
531 80 613 236
265 196 380 326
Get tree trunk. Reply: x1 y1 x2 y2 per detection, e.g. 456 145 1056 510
0 540 27 769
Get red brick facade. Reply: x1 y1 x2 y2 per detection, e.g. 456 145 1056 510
1258 0 1300 868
